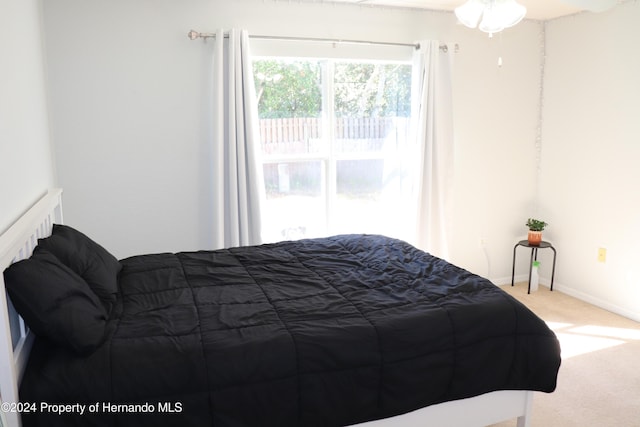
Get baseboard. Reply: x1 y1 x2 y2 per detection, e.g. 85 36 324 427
492 275 537 287
493 276 639 322
552 282 640 323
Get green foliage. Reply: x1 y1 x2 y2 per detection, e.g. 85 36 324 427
334 62 411 118
253 60 322 118
526 218 548 231
253 59 412 119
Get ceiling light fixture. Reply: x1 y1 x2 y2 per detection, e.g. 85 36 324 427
455 0 527 35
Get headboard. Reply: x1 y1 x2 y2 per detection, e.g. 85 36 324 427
0 189 63 427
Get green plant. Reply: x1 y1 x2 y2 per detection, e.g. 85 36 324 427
526 218 548 231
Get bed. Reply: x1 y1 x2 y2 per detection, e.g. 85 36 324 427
1 189 560 427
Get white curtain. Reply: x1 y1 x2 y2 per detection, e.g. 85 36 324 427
212 29 264 249
411 41 455 260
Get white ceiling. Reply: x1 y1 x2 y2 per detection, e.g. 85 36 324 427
318 0 604 20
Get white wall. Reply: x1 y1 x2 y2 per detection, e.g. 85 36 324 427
450 24 542 281
41 0 542 285
0 0 56 234
540 1 640 320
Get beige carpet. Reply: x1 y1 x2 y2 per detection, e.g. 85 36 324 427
490 283 640 427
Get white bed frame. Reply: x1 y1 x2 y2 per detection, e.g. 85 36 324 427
0 188 533 427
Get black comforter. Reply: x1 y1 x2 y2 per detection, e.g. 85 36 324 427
21 234 560 426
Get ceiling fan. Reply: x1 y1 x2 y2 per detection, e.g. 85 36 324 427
455 0 618 35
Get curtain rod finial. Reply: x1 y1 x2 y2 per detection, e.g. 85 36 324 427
187 30 199 40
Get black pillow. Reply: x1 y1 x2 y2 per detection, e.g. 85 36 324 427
38 224 121 307
3 247 108 355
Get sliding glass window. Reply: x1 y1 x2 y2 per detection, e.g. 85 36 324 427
254 57 414 243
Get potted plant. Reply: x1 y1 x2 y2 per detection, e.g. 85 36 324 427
526 218 547 246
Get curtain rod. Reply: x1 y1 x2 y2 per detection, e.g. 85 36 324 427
187 30 459 53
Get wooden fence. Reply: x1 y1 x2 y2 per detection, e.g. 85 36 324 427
259 117 410 155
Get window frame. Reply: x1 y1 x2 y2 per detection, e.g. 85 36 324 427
253 45 414 240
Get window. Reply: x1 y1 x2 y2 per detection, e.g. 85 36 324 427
254 58 414 243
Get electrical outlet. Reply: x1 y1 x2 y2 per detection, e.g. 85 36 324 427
598 248 607 263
